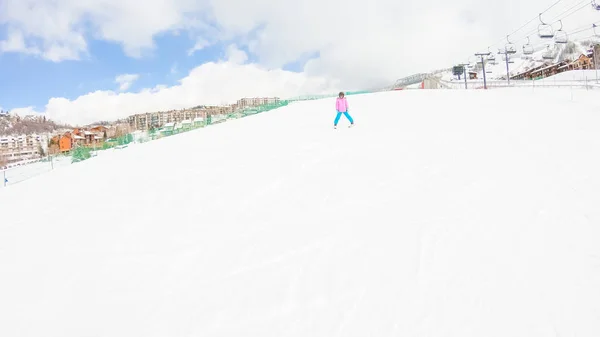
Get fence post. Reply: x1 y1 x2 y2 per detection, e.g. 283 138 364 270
571 85 573 101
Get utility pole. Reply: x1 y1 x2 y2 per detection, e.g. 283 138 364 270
475 52 491 89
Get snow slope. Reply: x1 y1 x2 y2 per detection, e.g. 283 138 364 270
1 155 72 187
1 90 599 337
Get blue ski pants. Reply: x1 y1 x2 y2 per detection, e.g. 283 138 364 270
334 111 354 125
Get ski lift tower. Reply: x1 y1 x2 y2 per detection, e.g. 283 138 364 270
594 24 600 83
458 63 469 89
475 51 491 89
497 48 513 86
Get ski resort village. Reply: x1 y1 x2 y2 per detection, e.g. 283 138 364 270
1 1 600 336
0 97 280 169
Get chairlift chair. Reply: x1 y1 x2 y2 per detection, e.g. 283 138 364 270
542 45 555 60
538 13 554 39
505 35 517 54
523 37 534 55
554 20 568 44
487 49 496 64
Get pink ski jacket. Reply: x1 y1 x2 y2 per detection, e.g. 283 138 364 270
336 97 348 112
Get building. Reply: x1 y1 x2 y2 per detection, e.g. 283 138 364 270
47 127 106 154
49 132 75 154
58 133 73 152
511 63 547 80
511 60 572 81
235 97 281 110
559 54 594 72
531 61 570 79
0 134 49 164
128 108 210 131
126 97 281 131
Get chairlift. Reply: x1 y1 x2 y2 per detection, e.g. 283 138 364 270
505 35 516 54
498 51 509 61
593 0 600 10
523 36 534 55
538 13 554 39
542 45 555 60
487 48 496 64
554 20 568 44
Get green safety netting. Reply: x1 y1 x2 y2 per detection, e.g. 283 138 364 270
101 134 134 149
71 146 92 163
286 90 372 102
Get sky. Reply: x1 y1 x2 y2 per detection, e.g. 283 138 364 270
0 0 599 126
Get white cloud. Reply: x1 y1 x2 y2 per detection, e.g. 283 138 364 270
10 106 38 117
33 61 339 126
225 44 248 64
0 29 40 56
3 0 600 124
4 0 597 80
115 74 140 91
187 38 211 56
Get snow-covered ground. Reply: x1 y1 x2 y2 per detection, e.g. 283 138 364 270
1 89 599 337
440 69 600 89
1 155 72 187
0 147 126 188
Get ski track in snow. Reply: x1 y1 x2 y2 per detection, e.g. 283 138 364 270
1 89 600 336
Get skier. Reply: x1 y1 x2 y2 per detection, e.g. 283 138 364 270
334 91 354 129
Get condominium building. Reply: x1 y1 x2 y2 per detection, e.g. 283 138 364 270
126 97 280 131
128 107 212 131
0 134 49 164
235 97 280 110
